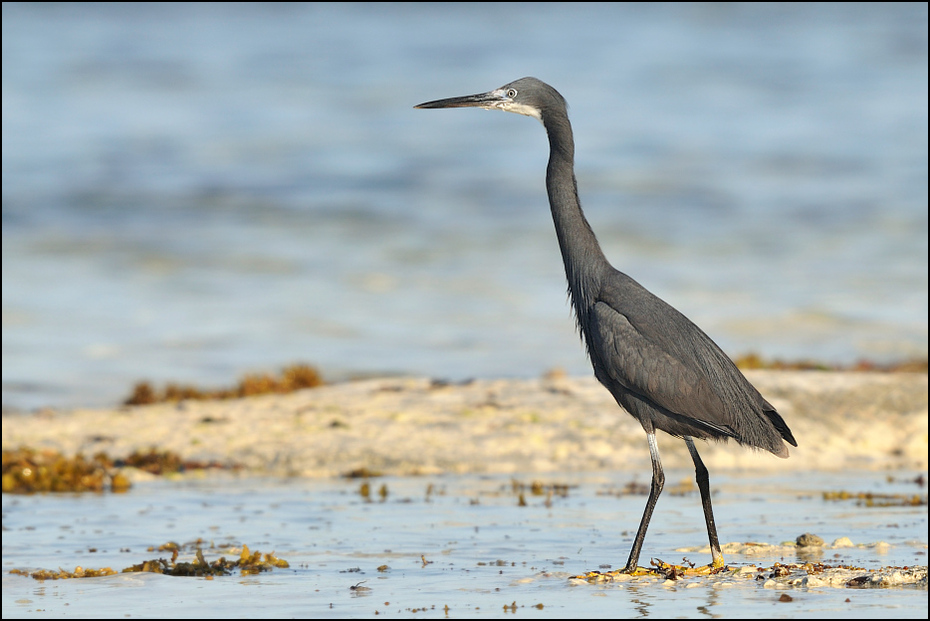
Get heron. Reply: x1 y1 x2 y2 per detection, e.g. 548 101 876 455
416 77 797 573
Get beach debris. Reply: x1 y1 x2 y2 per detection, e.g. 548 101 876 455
570 560 928 588
124 363 323 405
822 490 927 507
124 543 288 577
2 447 130 494
2 446 237 494
343 467 382 478
732 354 927 373
10 542 289 580
9 566 118 581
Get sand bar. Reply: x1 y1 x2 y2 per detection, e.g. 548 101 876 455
2 371 927 477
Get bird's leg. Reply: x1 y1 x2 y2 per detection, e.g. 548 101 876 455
685 436 725 569
622 432 664 573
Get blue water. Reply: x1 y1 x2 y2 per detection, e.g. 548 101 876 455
3 3 927 410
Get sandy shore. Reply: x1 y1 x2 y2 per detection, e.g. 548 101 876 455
2 371 927 477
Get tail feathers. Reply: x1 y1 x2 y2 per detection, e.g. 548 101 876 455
764 408 797 447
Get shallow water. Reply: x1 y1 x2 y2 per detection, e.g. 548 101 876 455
3 470 926 618
2 3 928 411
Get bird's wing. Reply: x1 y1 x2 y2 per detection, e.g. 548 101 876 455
589 299 737 437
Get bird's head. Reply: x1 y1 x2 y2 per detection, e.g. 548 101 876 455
415 77 565 124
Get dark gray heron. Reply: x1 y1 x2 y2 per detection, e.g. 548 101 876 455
416 77 797 573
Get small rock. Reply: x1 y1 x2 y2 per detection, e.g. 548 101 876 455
796 533 824 547
831 537 854 548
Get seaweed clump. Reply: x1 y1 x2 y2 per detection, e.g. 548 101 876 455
823 490 927 507
10 566 118 581
734 354 928 373
11 543 289 581
124 363 323 406
124 543 289 577
1 447 130 494
2 448 234 494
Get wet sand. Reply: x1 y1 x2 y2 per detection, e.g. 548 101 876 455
3 371 927 476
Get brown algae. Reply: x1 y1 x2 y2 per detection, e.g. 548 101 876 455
1 447 130 494
2 447 237 494
733 353 928 373
822 490 927 507
124 363 323 406
11 542 289 581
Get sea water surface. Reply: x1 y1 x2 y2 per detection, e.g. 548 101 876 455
2 471 927 618
3 3 928 410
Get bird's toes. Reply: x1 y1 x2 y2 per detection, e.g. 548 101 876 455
569 565 650 582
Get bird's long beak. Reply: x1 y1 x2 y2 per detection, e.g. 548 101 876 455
415 89 507 111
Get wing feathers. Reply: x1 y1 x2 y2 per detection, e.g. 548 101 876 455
590 301 735 435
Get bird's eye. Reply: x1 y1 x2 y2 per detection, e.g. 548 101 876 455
507 89 517 98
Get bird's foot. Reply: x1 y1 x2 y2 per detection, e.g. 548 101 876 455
570 558 728 583
651 557 729 578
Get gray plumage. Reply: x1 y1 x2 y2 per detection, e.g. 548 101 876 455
416 77 797 572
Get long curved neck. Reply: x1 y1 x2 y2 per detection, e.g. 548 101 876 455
542 109 609 314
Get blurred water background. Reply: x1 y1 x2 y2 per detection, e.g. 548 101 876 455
3 3 927 411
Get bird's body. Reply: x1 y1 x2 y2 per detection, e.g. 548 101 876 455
416 77 796 572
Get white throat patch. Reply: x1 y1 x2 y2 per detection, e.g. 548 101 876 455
499 101 542 121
